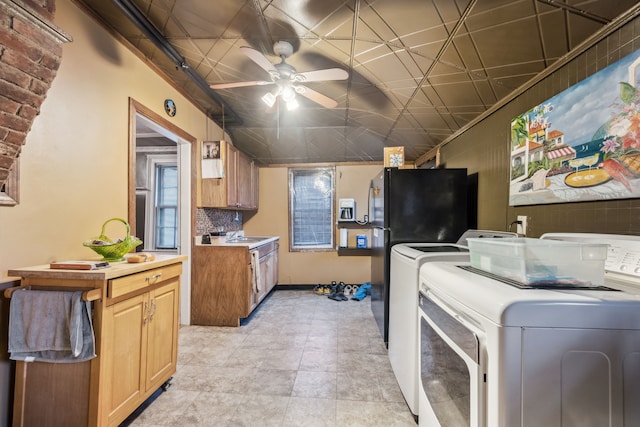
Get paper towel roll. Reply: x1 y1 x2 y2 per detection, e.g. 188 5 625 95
339 228 348 247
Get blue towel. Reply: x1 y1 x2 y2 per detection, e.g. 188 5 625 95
351 282 371 301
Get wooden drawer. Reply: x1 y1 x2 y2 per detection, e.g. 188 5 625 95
109 263 182 299
256 241 278 258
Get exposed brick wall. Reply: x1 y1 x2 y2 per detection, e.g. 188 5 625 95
0 0 70 189
21 0 55 21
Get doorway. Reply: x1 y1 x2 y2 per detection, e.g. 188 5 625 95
129 98 196 325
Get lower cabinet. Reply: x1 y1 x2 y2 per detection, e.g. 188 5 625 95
251 243 279 311
103 278 179 425
104 292 146 422
145 282 180 389
7 256 185 427
192 240 279 326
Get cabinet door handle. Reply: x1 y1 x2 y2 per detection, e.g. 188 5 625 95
146 273 162 283
150 299 157 321
143 302 150 325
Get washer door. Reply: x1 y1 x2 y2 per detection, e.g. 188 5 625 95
419 291 485 427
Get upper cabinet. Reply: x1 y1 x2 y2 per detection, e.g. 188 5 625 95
200 141 258 210
236 148 256 209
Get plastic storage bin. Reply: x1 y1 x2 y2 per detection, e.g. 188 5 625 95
467 237 608 286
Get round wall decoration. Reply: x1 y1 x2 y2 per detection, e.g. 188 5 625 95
164 99 176 117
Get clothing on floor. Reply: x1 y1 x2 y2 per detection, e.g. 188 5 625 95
351 282 371 301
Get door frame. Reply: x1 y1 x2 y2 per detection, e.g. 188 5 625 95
129 98 197 325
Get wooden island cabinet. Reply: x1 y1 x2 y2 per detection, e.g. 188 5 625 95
7 255 187 427
191 239 279 326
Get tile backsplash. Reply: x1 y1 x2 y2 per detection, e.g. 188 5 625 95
196 208 243 235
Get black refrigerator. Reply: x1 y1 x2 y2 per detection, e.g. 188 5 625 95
370 168 468 344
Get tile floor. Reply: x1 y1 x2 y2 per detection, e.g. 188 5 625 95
124 289 417 426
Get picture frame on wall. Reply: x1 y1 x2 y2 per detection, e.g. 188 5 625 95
0 161 19 206
202 141 220 159
384 146 405 168
201 140 223 178
509 49 640 206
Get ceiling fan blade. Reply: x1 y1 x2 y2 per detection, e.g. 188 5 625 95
240 46 277 74
210 81 272 89
296 86 339 109
298 68 348 82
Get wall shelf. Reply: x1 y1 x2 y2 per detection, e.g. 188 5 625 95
336 222 371 229
337 248 371 256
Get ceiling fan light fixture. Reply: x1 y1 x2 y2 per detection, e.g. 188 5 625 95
281 86 296 102
218 42 347 113
262 92 277 107
286 98 299 111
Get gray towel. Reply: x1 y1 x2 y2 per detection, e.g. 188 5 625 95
8 289 96 363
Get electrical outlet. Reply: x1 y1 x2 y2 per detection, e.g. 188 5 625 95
517 215 528 235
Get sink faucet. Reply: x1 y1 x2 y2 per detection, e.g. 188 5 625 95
226 231 239 242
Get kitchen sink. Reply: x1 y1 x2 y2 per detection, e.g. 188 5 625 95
226 236 271 243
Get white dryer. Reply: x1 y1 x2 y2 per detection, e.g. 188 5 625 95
388 229 516 418
417 233 640 427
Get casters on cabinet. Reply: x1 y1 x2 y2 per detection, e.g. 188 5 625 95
161 377 173 392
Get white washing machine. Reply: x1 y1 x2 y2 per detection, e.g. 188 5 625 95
417 233 640 427
388 229 516 418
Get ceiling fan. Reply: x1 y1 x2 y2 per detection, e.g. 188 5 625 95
210 41 348 110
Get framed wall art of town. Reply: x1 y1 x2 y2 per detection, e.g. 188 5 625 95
509 49 640 206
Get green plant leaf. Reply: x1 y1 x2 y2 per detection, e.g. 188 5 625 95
620 82 637 104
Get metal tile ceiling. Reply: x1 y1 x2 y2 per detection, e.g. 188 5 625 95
76 0 638 164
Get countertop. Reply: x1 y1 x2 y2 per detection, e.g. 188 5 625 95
8 254 188 280
194 235 279 249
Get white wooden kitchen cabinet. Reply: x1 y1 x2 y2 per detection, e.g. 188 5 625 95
250 240 279 311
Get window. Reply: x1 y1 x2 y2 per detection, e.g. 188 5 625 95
289 167 335 251
155 164 178 249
